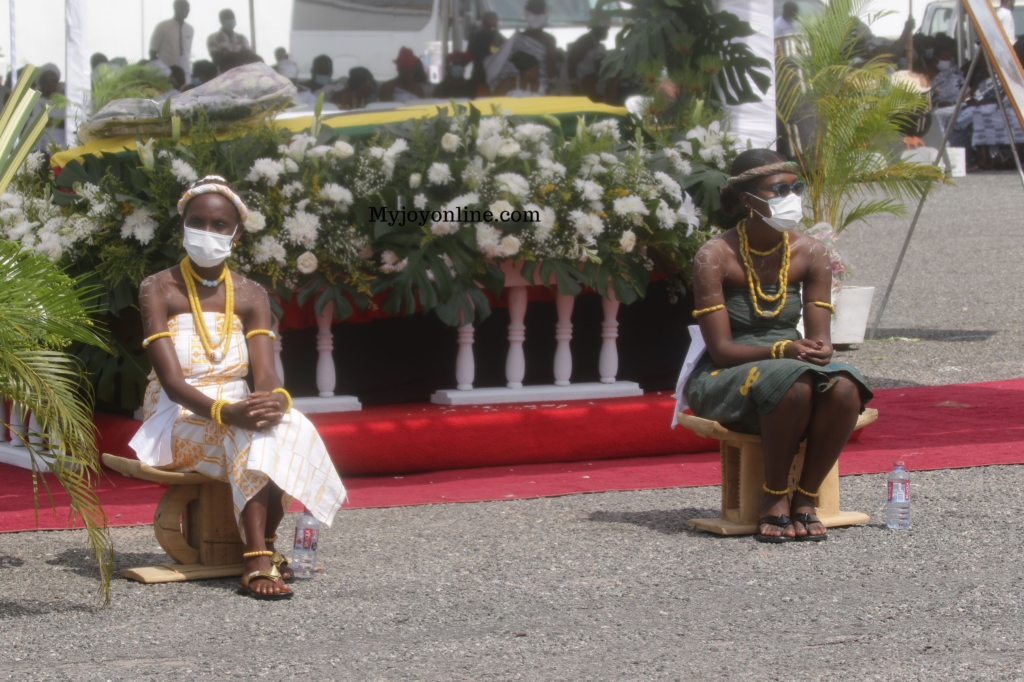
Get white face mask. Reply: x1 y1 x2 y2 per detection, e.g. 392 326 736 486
525 10 549 29
937 60 951 71
183 225 236 267
749 192 803 231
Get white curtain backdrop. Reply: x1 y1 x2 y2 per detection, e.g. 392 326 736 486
65 0 89 143
717 0 777 151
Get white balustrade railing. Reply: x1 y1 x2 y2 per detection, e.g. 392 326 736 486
315 300 337 398
431 261 643 405
8 401 26 448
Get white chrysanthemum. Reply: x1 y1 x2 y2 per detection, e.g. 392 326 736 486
332 140 355 158
319 183 354 209
489 200 515 217
282 210 320 248
654 171 682 200
579 153 607 179
413 193 427 209
431 217 460 236
380 250 408 273
409 173 422 189
475 223 503 258
497 138 521 158
600 152 619 166
427 162 453 186
588 119 621 141
535 158 566 182
500 235 521 257
524 203 556 242
664 148 693 176
245 210 267 233
569 210 604 242
246 158 286 186
478 117 503 140
513 122 550 144
495 173 530 199
22 151 45 175
477 135 503 162
699 144 726 168
254 235 287 265
656 200 678 230
441 132 460 152
296 251 318 274
282 181 304 198
77 184 102 204
0 193 23 209
36 228 64 261
449 192 479 209
620 230 637 254
677 194 701 236
121 207 158 245
170 159 199 184
573 178 603 203
462 157 486 188
7 220 36 240
613 195 649 222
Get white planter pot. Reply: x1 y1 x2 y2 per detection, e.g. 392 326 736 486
832 286 875 345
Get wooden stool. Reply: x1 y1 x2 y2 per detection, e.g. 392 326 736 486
103 454 246 584
676 408 878 535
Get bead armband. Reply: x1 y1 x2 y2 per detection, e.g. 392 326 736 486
242 550 274 559
271 388 292 413
809 301 836 314
210 399 231 426
142 332 173 348
692 304 725 319
245 329 277 340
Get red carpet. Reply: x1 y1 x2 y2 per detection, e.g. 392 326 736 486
4 379 1024 532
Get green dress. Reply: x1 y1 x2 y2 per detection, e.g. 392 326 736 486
684 284 873 434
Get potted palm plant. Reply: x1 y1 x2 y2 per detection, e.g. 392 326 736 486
777 0 947 344
0 65 114 600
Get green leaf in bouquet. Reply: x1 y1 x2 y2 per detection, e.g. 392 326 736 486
54 159 93 188
295 273 327 308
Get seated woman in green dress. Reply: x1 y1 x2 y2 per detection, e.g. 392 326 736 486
685 149 873 543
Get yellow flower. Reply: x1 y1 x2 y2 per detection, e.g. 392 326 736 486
540 184 556 196
121 202 135 215
611 188 630 198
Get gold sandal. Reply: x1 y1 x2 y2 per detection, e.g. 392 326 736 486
239 551 293 600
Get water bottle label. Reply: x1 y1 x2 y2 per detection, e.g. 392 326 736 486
888 480 909 503
294 527 320 551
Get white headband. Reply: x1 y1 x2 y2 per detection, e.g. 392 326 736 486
176 176 250 225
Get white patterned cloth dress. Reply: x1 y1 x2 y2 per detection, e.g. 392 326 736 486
129 313 346 536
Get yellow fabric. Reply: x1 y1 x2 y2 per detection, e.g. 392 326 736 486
51 97 627 167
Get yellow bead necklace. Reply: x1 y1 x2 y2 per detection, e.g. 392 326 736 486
181 256 234 363
737 219 790 319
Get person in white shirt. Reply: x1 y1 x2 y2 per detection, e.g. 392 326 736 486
207 9 250 71
998 0 1017 43
150 0 194 79
774 2 800 38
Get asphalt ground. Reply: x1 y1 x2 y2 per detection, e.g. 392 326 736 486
2 173 1023 681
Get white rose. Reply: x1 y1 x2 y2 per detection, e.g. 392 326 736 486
245 210 267 233
500 235 521 257
409 173 422 189
489 200 515 218
296 251 318 275
497 139 521 158
441 132 460 152
333 140 355 158
620 230 637 253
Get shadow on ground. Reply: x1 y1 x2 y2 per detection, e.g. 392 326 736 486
586 508 719 535
868 328 999 343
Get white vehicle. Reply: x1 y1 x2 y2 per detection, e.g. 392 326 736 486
289 0 619 84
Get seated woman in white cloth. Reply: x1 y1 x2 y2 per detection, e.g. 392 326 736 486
131 176 346 600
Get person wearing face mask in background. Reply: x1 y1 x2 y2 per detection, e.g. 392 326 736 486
303 55 344 104
434 52 475 99
678 149 873 544
133 176 346 601
207 9 250 72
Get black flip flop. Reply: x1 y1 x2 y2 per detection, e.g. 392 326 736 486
755 514 795 543
793 512 828 542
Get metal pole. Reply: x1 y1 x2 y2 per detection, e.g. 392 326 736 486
869 46 984 340
10 0 16 87
249 0 257 53
986 50 1024 191
141 0 146 60
955 0 962 68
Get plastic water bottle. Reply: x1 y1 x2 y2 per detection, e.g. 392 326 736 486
886 461 911 530
291 511 320 579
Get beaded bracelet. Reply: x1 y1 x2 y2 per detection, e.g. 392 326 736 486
210 399 231 426
242 550 275 558
810 301 836 314
763 483 790 496
142 331 173 348
245 329 277 340
772 340 793 359
271 388 292 413
692 304 725 319
794 484 819 497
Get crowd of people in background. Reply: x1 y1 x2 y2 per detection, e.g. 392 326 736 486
6 0 626 151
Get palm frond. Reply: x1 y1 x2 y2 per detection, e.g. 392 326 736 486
90 63 173 114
